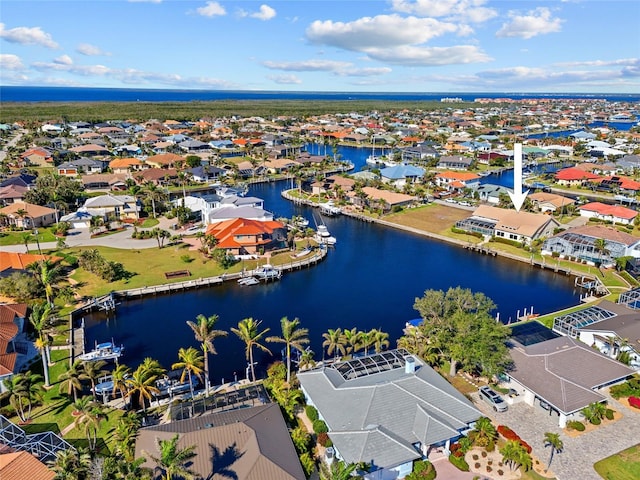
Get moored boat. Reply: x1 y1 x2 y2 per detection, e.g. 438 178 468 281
314 224 337 245
253 264 282 281
78 340 124 362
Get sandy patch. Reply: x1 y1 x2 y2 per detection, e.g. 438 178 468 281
563 409 623 437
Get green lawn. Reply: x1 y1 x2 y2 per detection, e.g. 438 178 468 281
594 444 640 480
0 228 57 246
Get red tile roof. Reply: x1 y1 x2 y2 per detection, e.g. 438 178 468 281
579 202 638 220
0 451 55 480
205 218 284 249
555 167 601 181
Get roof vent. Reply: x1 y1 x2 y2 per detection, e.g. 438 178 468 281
405 356 416 374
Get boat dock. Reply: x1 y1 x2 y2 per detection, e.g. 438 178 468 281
463 243 497 256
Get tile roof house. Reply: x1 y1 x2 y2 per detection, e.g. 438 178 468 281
81 194 140 220
379 164 425 188
0 451 54 480
528 192 576 213
108 157 146 173
542 225 640 265
554 167 601 186
0 202 56 229
434 171 481 190
145 153 185 168
69 143 111 156
0 252 63 278
135 404 305 480
0 303 28 394
298 350 481 479
506 335 634 427
81 173 130 192
456 205 559 245
355 187 417 211
436 155 473 170
0 184 28 206
578 202 638 225
204 218 286 255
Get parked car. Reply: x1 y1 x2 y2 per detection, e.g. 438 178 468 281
479 386 508 412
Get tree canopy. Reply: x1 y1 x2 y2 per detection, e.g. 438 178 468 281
406 287 511 377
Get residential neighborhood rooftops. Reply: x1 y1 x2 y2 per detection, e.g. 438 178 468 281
579 202 638 220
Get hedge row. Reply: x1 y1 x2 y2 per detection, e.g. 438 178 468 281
497 425 532 453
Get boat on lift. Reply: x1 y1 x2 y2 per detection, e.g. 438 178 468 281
78 340 124 362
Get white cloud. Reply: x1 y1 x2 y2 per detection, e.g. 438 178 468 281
53 55 73 65
391 0 497 23
496 7 563 39
263 59 352 72
196 1 226 18
365 45 491 66
251 5 276 21
0 54 24 70
337 67 392 77
306 15 460 50
0 23 58 48
555 58 638 68
267 74 302 85
77 43 110 56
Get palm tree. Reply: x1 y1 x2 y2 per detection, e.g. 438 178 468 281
29 301 56 386
322 328 345 360
111 363 132 403
81 359 109 401
319 459 359 480
298 348 316 371
593 238 610 265
50 448 92 480
126 360 163 412
148 433 197 480
471 416 498 448
500 440 528 471
231 317 272 383
543 432 564 473
112 411 141 462
72 395 106 450
171 347 204 400
186 313 227 396
372 328 390 353
27 259 66 305
20 231 33 253
142 181 167 219
58 360 85 403
266 316 309 384
4 372 44 423
342 327 361 355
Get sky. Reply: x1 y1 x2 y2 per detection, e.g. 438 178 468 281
1 0 639 93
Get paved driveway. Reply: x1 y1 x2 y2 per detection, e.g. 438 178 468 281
472 391 640 480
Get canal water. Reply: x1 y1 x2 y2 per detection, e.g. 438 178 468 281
85 147 583 384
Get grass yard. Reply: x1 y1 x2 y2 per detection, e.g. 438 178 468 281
384 204 470 235
594 444 640 480
0 228 57 246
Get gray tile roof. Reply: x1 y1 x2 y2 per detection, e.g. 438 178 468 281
508 336 634 414
298 350 481 468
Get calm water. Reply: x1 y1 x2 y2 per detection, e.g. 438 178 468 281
3 86 639 103
85 163 582 384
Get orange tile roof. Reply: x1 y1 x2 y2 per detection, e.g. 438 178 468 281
145 153 185 165
0 252 62 273
579 202 638 220
109 157 143 168
436 171 481 181
0 201 56 218
0 451 55 480
205 218 284 249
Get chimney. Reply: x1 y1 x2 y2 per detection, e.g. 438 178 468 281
405 356 416 374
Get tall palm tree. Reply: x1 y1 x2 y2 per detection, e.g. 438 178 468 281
186 313 227 396
543 432 564 473
81 359 109 401
4 372 44 423
266 316 309 384
29 301 56 386
20 231 33 253
58 360 85 403
372 328 390 353
593 237 610 265
148 433 197 480
298 348 316 371
111 363 132 403
231 317 272 383
500 440 526 472
72 395 106 450
171 347 204 400
142 181 167 219
50 447 92 480
322 328 345 360
112 411 141 461
342 327 361 355
126 361 163 412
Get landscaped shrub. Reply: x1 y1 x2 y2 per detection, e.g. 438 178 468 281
449 453 470 471
520 440 532 454
497 425 518 441
566 420 585 431
405 460 436 480
305 404 319 421
498 469 504 476
590 417 601 425
450 443 463 457
317 432 332 448
605 408 615 420
629 396 640 409
312 419 328 434
299 452 315 478
472 454 479 461
475 463 481 469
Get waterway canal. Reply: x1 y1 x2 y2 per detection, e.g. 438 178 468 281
85 147 583 384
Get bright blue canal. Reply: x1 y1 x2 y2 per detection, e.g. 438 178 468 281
85 147 583 384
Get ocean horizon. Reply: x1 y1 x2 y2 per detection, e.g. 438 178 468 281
2 85 639 103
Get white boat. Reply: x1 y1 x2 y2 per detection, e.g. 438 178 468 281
253 264 282 281
78 340 124 362
291 247 312 258
93 375 115 396
237 276 260 286
319 201 342 216
292 215 309 227
314 224 337 245
153 373 199 397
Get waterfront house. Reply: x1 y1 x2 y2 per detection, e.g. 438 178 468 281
505 332 634 428
400 143 439 163
188 165 226 183
456 205 559 245
528 192 575 213
542 225 640 265
436 155 473 170
20 147 53 167
135 403 305 480
0 202 56 229
355 187 417 212
204 218 286 255
379 164 425 188
0 252 63 278
434 171 480 191
473 183 510 205
558 298 640 370
554 167 601 186
311 175 356 197
578 202 638 225
297 350 481 479
81 173 130 192
0 414 74 464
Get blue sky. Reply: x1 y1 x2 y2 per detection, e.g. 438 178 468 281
1 0 639 93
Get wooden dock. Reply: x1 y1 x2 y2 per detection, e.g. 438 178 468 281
463 243 497 256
